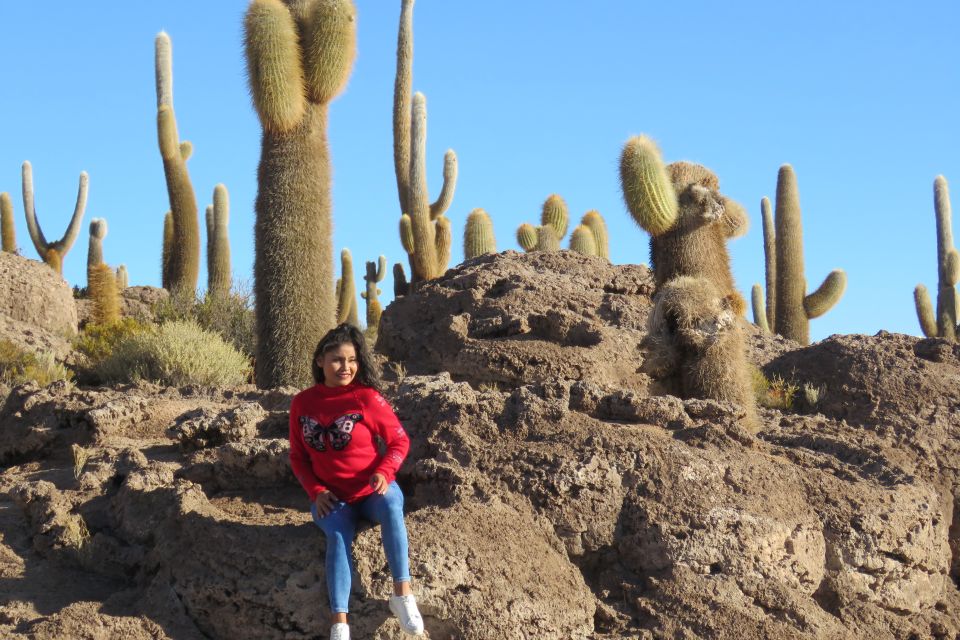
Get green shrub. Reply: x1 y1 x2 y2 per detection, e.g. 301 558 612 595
74 318 150 369
751 366 800 411
153 282 255 357
0 339 73 386
94 319 251 387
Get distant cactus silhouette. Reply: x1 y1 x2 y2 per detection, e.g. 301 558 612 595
336 248 359 327
915 175 959 340
516 223 537 252
245 0 357 387
116 264 129 290
569 224 597 256
361 255 386 330
21 161 88 275
206 184 231 298
751 165 846 345
581 210 609 259
87 218 107 288
393 262 408 298
1 192 15 253
89 263 121 326
392 0 457 288
464 208 496 259
155 31 200 294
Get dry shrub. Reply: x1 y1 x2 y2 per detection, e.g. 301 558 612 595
94 319 251 387
153 282 255 357
0 339 72 386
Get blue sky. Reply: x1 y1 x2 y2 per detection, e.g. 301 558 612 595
1 1 957 342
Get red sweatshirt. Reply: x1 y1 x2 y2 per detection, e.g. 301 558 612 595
288 382 410 503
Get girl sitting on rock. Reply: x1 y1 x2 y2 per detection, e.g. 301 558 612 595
289 323 424 640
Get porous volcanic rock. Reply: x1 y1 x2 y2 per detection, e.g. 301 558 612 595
0 251 77 336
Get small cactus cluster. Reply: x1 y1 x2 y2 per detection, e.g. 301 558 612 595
569 210 610 258
751 165 846 345
245 0 357 388
914 175 959 340
516 194 568 252
361 255 387 330
393 0 458 291
1 192 15 253
156 31 200 295
21 161 88 276
205 183 231 298
620 134 757 430
464 209 496 260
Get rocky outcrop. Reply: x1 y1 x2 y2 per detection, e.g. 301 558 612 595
0 251 77 336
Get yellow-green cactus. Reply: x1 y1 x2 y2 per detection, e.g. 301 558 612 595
535 225 560 252
21 161 87 273
516 223 537 252
619 136 677 237
569 224 597 256
914 175 959 340
337 248 359 327
464 208 496 259
206 184 231 298
581 210 609 260
541 194 568 240
245 0 357 388
1 193 15 253
89 263 121 326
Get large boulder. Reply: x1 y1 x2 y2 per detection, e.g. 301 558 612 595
0 251 77 336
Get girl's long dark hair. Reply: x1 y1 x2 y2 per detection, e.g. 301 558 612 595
311 323 383 393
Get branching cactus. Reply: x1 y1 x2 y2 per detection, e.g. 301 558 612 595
581 210 609 259
116 264 129 290
1 193 15 253
516 223 537 252
245 0 357 387
155 32 200 294
915 175 959 340
336 248 359 327
569 224 597 256
206 183 231 298
21 161 88 275
87 218 108 287
393 0 457 288
464 208 496 259
619 135 748 315
361 255 386 330
517 195 569 253
89 263 121 326
759 164 847 345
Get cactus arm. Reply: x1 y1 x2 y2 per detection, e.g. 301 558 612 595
407 92 439 280
721 197 748 239
54 170 89 255
761 196 776 333
399 213 415 255
581 210 609 260
933 176 958 337
392 0 414 215
374 254 387 282
244 0 307 134
180 141 193 161
0 192 15 253
155 31 173 108
428 150 458 220
619 135 678 237
303 0 357 104
803 269 846 319
435 215 452 274
752 284 769 332
21 161 49 254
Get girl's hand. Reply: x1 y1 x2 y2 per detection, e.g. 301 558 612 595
369 473 388 495
314 490 339 517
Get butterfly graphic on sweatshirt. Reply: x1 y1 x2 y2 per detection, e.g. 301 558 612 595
299 413 362 451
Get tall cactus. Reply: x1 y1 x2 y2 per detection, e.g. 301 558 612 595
769 164 847 345
116 264 129 290
245 0 356 388
87 218 108 288
336 248 360 327
751 196 777 333
89 263 121 326
464 208 496 259
206 183 231 298
155 32 200 294
361 255 386 330
581 210 609 259
21 161 88 275
392 0 458 287
1 193 15 253
915 175 959 340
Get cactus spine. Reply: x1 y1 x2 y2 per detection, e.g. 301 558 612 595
155 32 200 295
516 223 537 252
569 224 597 255
393 0 458 287
116 264 129 290
914 175 959 340
772 165 847 345
206 183 231 298
87 218 108 288
246 0 356 388
1 193 15 253
89 263 121 326
21 161 88 274
361 255 386 330
464 208 496 259
581 210 609 259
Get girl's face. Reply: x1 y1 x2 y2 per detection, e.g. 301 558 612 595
319 343 359 387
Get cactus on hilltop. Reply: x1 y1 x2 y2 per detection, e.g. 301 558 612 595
569 224 597 256
915 175 959 340
245 0 357 387
361 255 387 331
1 193 15 253
116 264 129 290
516 223 537 252
21 161 88 276
752 165 846 345
87 218 108 288
516 195 570 253
155 31 200 295
581 210 609 259
206 183 232 298
535 225 560 252
392 0 458 290
464 208 496 260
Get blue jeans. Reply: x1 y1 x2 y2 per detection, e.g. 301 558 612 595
310 481 411 614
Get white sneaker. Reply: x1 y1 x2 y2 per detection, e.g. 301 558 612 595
389 594 425 636
330 622 350 640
